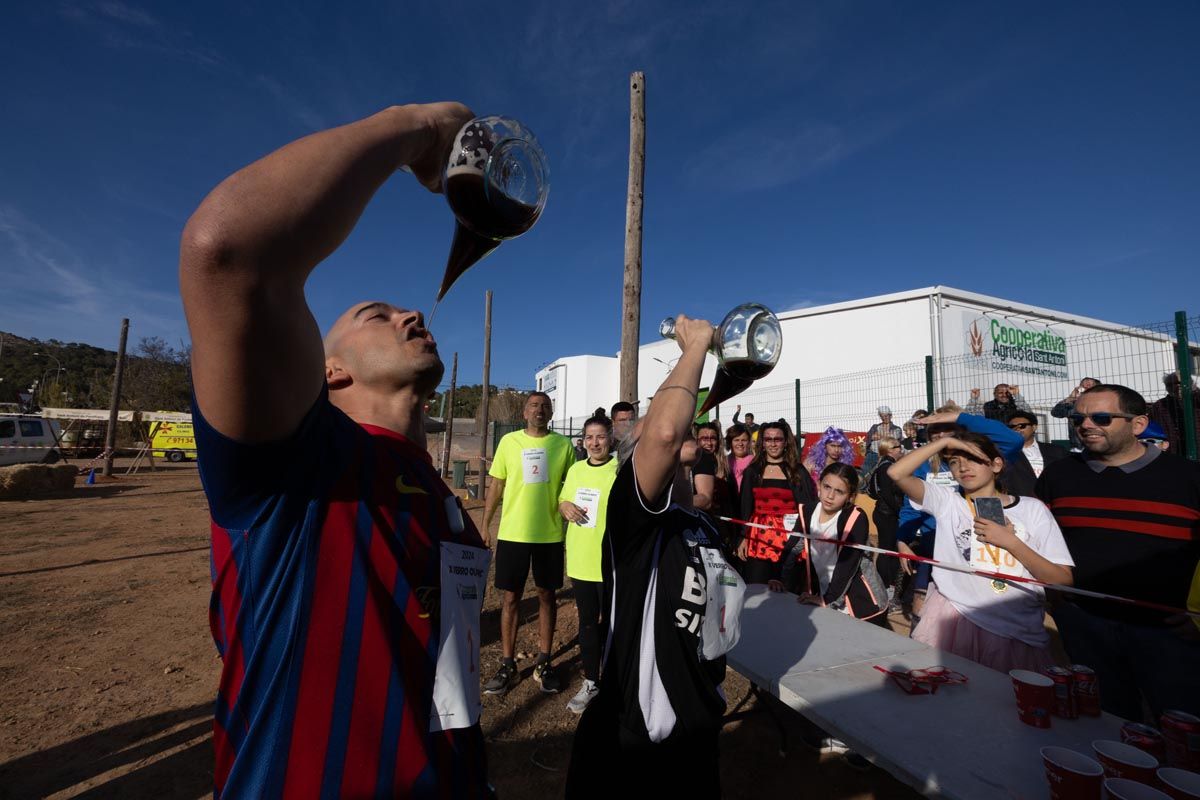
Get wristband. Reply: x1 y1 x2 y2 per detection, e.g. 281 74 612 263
656 385 698 400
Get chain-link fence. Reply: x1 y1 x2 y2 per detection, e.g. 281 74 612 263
711 381 798 432
712 311 1200 460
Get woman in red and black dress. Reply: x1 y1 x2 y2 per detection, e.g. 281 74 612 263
736 421 817 584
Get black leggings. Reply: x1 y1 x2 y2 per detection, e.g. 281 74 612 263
573 578 605 681
742 556 782 585
872 509 901 589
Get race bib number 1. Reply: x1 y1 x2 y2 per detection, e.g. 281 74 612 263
969 521 1031 580
522 448 548 484
574 487 601 529
430 542 491 732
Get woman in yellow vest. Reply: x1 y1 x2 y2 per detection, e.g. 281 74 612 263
559 415 620 714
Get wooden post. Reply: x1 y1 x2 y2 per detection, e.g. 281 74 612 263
478 290 492 499
620 71 646 407
102 318 129 477
441 353 458 478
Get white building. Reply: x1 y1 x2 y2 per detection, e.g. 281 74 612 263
535 286 1193 442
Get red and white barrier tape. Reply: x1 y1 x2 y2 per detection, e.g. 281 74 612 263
718 515 1200 620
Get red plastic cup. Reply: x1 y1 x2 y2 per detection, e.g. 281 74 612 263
1102 777 1171 799
1043 746 1105 800
1012 669 1055 728
1123 723 1168 763
1094 740 1160 783
1162 711 1200 771
1158 767 1200 800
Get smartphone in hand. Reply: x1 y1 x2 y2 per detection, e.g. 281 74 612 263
974 496 1006 526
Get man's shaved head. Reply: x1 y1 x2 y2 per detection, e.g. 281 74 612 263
324 301 443 399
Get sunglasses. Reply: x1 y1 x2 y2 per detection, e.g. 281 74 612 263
1007 422 1034 430
1068 412 1138 427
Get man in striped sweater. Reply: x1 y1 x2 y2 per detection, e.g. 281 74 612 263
1037 384 1200 721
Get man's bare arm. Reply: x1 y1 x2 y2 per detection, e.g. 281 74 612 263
180 102 472 442
482 477 505 548
633 316 712 501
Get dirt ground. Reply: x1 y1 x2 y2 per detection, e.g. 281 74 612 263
0 463 923 799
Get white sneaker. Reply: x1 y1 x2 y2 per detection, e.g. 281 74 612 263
566 680 600 714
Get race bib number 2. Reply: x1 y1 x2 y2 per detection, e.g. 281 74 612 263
522 448 548 484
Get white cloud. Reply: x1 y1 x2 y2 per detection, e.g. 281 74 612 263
95 1 160 28
0 206 186 348
57 1 227 69
255 75 329 132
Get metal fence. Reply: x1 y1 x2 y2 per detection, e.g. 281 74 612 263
715 311 1200 460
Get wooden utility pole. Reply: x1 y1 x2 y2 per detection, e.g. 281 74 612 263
441 353 458 478
478 290 493 499
102 318 129 477
620 71 646 406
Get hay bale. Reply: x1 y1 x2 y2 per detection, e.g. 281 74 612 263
0 464 80 499
50 464 79 491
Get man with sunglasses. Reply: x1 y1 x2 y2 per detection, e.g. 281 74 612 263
1037 384 1200 721
1003 409 1068 496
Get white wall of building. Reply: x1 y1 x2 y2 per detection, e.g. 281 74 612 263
534 355 620 429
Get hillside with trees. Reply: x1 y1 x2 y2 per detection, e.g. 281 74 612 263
0 331 191 412
2 331 530 419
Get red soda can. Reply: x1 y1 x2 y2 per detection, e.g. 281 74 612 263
1043 666 1078 719
1120 722 1166 761
1161 710 1200 770
1068 665 1100 716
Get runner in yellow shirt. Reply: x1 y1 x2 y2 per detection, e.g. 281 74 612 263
558 415 619 712
482 392 574 694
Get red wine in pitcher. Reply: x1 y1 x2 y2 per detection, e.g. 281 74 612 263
434 116 548 303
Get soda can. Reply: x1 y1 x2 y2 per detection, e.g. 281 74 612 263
1043 666 1078 719
1161 710 1200 770
1069 664 1100 716
1120 722 1166 762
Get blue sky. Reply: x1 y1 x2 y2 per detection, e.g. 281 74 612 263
2 1 1198 388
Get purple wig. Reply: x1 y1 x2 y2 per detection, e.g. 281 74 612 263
808 426 855 471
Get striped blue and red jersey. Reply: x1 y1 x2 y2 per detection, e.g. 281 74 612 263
196 390 491 798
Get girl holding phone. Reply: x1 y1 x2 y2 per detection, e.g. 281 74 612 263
887 432 1075 672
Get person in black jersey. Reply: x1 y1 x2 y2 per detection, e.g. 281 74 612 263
565 315 746 799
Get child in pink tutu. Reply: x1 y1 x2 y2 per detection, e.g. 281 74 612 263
887 431 1075 673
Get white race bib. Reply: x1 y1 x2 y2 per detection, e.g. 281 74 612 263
783 513 799 532
969 520 1032 580
574 487 601 529
928 470 957 488
522 448 548 484
430 541 491 732
699 543 745 660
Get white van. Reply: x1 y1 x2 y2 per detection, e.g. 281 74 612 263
0 415 63 466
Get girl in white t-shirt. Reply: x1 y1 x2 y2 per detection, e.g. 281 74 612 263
887 431 1075 672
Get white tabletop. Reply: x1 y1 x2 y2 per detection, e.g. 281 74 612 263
728 586 1129 800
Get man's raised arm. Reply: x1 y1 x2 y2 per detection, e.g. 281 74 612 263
180 102 472 442
633 316 712 501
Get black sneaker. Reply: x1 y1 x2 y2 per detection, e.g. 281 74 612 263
483 662 517 695
533 661 561 694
